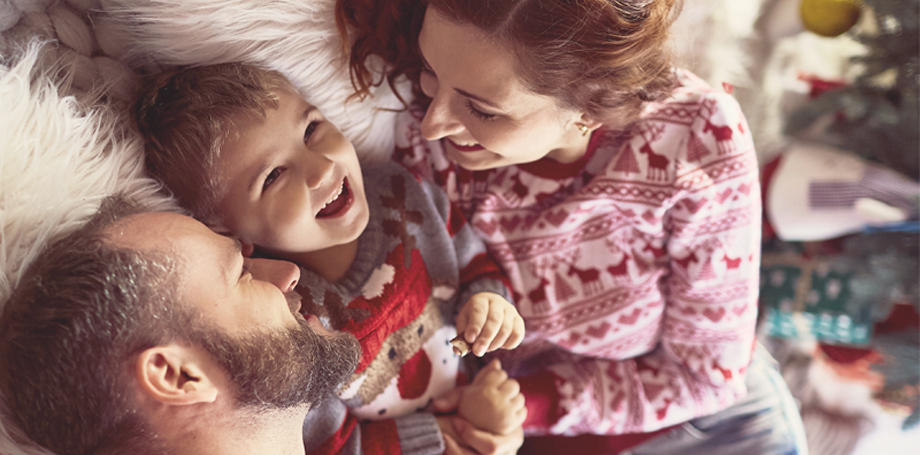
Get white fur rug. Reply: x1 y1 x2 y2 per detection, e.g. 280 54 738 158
0 42 174 455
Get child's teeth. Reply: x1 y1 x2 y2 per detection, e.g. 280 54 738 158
322 184 344 209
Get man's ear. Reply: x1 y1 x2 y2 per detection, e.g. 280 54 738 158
135 345 220 406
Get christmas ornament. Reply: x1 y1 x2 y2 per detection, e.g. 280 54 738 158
800 0 862 37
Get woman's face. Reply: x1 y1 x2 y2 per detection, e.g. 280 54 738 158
416 7 595 170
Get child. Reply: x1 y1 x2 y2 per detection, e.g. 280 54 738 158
134 62 527 453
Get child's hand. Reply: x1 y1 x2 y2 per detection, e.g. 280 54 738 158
455 292 524 357
448 360 527 436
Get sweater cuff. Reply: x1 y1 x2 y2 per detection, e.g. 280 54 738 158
395 412 445 455
459 277 514 310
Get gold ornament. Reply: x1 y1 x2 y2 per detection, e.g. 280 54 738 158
800 0 862 37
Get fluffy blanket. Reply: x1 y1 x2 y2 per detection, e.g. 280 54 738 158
0 42 174 455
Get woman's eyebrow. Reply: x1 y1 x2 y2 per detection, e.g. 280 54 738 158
420 52 501 109
455 88 501 109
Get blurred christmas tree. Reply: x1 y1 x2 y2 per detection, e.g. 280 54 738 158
768 0 920 431
786 0 919 177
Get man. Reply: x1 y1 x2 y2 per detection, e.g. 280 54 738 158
0 196 526 455
0 197 361 455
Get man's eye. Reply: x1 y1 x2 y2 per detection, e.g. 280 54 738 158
304 121 319 141
263 167 284 190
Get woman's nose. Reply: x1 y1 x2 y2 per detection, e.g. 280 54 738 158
419 94 464 141
248 258 300 293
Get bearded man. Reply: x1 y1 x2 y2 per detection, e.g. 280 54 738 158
0 197 361 455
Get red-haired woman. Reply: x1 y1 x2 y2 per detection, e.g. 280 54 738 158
335 1 808 454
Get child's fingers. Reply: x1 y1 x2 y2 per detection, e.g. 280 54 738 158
462 297 490 344
473 362 508 387
486 304 525 353
498 377 521 398
502 316 525 349
473 302 504 356
514 404 528 427
510 392 526 412
486 312 515 353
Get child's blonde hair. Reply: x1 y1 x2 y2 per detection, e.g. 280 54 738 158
135 62 290 223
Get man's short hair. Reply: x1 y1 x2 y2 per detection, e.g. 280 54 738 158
0 196 183 455
134 63 291 224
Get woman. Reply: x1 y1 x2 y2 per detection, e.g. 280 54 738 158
338 0 808 454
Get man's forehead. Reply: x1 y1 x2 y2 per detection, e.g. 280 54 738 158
102 211 242 288
103 212 194 252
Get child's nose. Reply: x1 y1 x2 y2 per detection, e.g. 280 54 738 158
304 153 335 189
248 258 300 292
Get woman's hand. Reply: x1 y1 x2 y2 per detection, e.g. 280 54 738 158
438 415 524 455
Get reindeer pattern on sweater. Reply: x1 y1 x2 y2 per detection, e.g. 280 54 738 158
394 70 762 436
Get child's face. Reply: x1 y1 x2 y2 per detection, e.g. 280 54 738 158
214 85 369 258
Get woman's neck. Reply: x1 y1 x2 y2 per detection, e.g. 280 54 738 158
545 126 594 164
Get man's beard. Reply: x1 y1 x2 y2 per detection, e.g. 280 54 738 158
189 313 360 410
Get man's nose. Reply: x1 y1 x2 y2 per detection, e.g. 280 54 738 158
420 95 464 141
248 258 300 293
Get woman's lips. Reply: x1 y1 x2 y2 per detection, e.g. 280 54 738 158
446 138 485 153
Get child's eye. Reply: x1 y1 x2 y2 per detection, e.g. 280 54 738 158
304 121 319 142
240 260 252 278
466 101 497 121
263 167 284 190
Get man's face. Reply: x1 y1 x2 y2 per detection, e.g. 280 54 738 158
106 212 360 408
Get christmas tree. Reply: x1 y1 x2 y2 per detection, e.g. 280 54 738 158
786 0 919 177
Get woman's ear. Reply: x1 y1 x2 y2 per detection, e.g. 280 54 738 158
135 345 220 406
575 113 603 134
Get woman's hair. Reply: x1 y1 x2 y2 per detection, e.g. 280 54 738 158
134 63 289 223
337 0 680 127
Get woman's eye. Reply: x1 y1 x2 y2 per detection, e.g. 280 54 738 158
304 121 319 141
466 101 497 121
263 167 284 190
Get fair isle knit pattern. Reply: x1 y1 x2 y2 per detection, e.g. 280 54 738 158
394 70 762 436
296 162 510 423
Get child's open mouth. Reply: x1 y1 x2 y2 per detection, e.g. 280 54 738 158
316 178 352 218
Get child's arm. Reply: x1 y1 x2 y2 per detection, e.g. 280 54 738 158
454 292 525 357
408 167 523 356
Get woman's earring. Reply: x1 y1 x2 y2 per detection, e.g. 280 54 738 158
578 124 589 136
